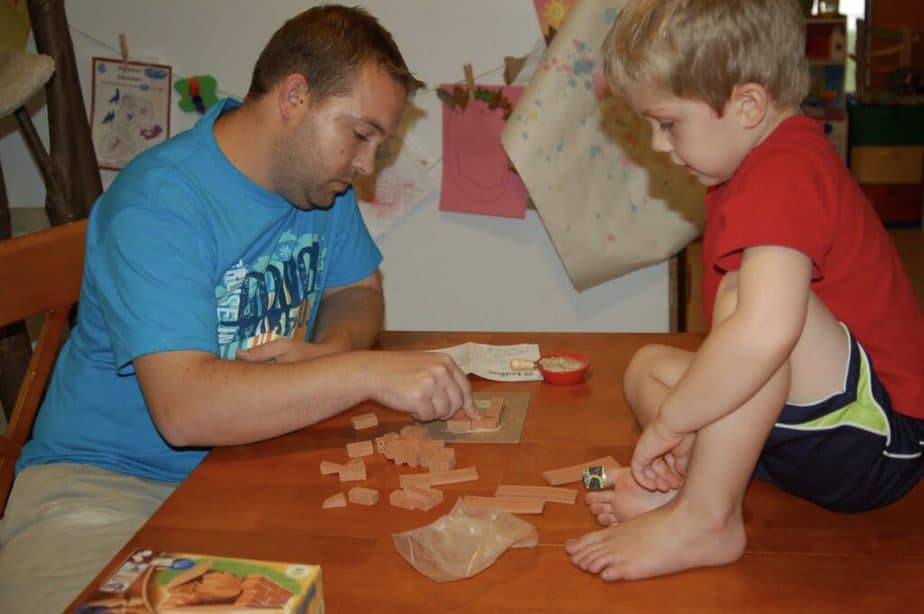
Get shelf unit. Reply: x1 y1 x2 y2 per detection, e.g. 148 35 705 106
802 15 849 160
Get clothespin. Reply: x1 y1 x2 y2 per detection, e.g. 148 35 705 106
118 33 129 65
463 63 475 93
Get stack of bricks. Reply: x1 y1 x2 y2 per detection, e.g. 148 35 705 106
389 484 444 511
377 425 456 472
446 397 505 433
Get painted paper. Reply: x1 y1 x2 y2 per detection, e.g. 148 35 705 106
503 0 704 291
355 133 437 239
533 0 577 43
439 84 529 219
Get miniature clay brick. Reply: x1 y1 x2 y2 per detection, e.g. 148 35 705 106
321 492 347 509
350 412 378 430
420 439 445 453
388 489 416 510
495 484 578 504
338 458 367 482
446 418 471 433
320 460 343 475
347 486 379 506
375 432 399 453
400 425 429 441
346 440 374 458
474 399 492 411
542 456 619 486
471 415 499 430
484 397 505 418
400 466 478 488
463 495 545 514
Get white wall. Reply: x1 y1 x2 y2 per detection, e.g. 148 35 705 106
0 0 669 332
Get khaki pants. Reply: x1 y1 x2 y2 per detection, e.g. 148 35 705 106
0 463 176 613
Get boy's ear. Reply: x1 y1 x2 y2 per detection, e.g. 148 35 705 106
731 83 768 129
277 73 310 120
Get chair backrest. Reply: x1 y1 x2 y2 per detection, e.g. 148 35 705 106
0 218 86 515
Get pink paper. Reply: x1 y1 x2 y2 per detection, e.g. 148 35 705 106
439 85 528 219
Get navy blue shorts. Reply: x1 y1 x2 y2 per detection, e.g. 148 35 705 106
754 325 924 512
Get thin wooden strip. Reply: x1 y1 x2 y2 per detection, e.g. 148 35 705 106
495 484 578 504
399 466 478 488
542 456 620 486
463 495 545 514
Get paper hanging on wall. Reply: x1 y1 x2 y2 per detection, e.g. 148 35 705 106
174 75 219 114
502 0 704 291
355 133 437 239
438 84 529 219
533 0 577 44
90 57 172 170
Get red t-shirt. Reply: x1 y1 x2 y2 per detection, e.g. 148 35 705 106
702 115 924 418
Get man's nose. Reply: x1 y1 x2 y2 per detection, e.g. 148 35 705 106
352 144 376 176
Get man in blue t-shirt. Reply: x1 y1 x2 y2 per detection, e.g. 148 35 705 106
0 6 476 611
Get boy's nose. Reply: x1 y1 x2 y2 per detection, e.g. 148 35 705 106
650 129 672 154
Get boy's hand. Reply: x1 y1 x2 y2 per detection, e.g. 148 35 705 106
631 419 694 492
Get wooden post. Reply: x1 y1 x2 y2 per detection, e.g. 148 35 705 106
26 0 102 225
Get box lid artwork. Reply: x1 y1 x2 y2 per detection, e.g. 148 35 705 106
74 549 323 613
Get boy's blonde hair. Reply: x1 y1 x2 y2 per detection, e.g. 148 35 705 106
603 0 810 114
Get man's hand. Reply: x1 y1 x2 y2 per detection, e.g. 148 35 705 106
630 418 694 492
368 351 478 422
236 337 348 364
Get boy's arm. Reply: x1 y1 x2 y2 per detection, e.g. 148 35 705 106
659 245 813 433
632 245 813 485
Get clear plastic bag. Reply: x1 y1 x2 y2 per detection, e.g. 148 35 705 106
392 498 538 582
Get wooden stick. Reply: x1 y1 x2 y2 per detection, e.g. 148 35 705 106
399 466 478 488
542 456 620 486
495 484 578 504
463 496 545 515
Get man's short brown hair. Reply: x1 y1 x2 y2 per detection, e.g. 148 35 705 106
247 4 425 101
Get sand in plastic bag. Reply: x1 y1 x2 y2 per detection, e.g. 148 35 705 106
392 498 539 582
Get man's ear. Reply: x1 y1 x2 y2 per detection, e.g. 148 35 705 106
732 83 768 129
277 73 310 120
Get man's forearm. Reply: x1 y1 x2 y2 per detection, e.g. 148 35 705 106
314 286 384 350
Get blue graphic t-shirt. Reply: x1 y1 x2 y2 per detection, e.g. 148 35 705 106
17 98 382 482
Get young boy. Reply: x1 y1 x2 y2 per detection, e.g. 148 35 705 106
565 0 924 581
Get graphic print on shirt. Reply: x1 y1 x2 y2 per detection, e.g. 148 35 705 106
214 230 326 358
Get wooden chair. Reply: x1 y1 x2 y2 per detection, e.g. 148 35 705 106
0 218 86 515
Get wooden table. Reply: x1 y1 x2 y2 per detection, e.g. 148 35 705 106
68 332 924 612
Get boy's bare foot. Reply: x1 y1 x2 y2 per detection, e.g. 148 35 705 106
564 499 746 581
585 467 676 526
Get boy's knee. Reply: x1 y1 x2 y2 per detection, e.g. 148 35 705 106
623 344 671 396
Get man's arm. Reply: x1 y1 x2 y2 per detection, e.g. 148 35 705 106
135 346 474 447
314 270 384 351
236 271 383 364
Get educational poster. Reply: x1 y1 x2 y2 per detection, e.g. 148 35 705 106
90 57 172 170
502 0 704 290
438 84 529 219
533 0 577 43
355 133 437 239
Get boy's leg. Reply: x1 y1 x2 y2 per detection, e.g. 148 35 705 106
0 463 176 612
567 275 850 581
586 345 694 525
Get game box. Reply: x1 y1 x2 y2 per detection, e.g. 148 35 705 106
74 548 324 613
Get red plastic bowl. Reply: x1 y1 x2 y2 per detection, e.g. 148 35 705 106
537 352 591 385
